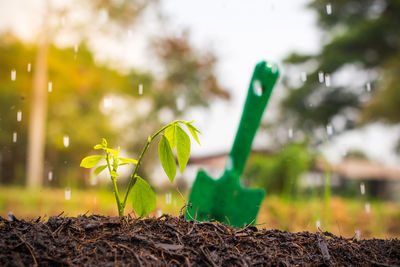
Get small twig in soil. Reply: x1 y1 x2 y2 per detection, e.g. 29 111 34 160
15 233 38 266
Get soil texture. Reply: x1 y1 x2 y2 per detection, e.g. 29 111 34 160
1 213 399 266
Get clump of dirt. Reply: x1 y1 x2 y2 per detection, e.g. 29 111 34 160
1 213 399 266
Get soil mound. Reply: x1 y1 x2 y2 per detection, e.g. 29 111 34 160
1 214 399 266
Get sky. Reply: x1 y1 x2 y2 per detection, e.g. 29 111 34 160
0 0 399 166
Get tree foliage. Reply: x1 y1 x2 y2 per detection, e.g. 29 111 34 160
281 0 400 131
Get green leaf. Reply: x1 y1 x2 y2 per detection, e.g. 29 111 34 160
119 158 138 165
80 155 104 168
186 123 201 145
94 144 103 150
131 176 156 218
101 138 108 148
158 135 176 182
106 148 119 156
165 124 177 149
90 165 107 180
176 125 191 173
118 163 129 166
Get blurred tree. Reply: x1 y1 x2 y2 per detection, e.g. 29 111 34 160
25 0 155 188
281 0 400 135
0 31 228 187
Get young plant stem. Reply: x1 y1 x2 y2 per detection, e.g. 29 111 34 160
105 151 124 216
121 120 185 209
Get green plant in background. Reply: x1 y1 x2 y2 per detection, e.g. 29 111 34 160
243 142 314 200
80 120 200 217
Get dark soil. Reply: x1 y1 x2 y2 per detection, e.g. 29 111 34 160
1 213 399 266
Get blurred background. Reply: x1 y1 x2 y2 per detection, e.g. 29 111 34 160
0 0 399 239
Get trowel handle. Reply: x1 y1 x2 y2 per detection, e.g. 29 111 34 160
227 61 279 176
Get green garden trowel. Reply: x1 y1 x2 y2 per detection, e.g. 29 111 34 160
186 61 279 227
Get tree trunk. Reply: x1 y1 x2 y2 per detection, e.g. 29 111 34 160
26 35 49 189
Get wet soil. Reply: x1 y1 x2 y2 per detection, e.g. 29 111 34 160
1 213 399 266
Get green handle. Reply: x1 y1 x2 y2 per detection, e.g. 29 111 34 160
226 61 279 176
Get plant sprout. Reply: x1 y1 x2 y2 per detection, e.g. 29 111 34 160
80 120 200 217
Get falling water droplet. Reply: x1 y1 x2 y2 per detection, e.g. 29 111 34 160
288 128 293 139
253 80 263 96
138 84 143 95
11 69 16 81
365 203 371 213
366 82 371 92
74 44 78 53
326 124 333 136
165 192 172 205
318 71 324 83
316 220 321 229
48 171 53 181
17 110 22 122
157 209 162 217
225 156 233 170
12 132 17 143
355 230 361 241
176 97 185 111
325 74 331 87
63 135 70 148
65 188 71 200
360 183 365 195
48 82 52 92
93 196 97 205
27 63 31 72
326 3 332 15
300 72 307 82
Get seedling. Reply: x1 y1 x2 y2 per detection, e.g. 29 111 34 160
80 120 200 217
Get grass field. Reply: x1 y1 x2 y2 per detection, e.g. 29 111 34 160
1 186 399 239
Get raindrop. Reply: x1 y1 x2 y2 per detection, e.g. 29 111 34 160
366 82 371 92
365 203 371 213
355 229 361 241
225 156 233 170
93 196 97 205
176 97 185 111
157 209 162 217
325 73 331 87
326 3 332 15
326 124 333 136
253 80 263 96
316 220 321 229
48 171 53 181
11 69 16 81
74 44 78 53
360 183 365 195
27 63 31 72
318 71 324 83
138 84 143 95
288 128 293 139
63 135 70 148
300 72 307 82
17 110 22 122
12 132 17 143
48 82 52 92
173 200 177 207
65 188 71 200
165 192 172 205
